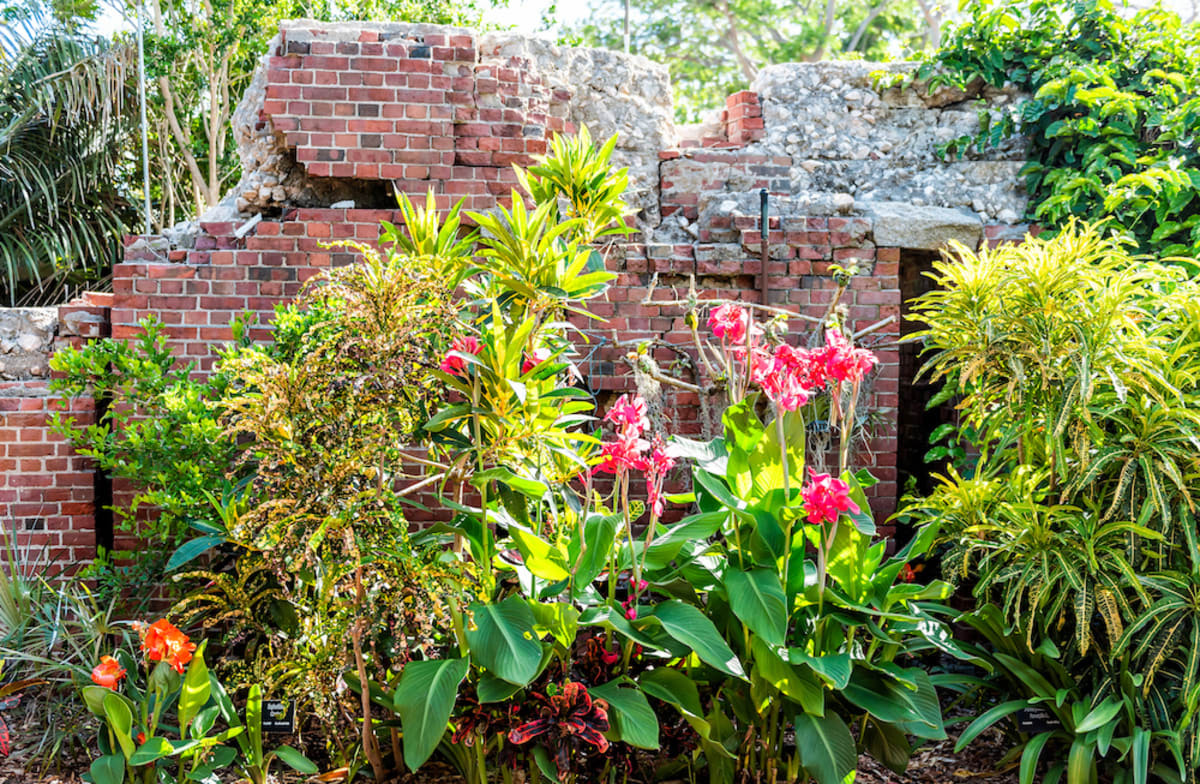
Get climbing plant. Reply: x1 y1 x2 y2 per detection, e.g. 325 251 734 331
919 0 1200 258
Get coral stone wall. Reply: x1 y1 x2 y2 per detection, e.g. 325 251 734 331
1 20 1032 571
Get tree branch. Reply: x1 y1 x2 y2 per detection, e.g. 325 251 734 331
848 0 892 53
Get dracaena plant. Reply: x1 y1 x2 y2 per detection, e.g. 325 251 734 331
339 130 679 784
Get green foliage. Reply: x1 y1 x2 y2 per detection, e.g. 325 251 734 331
906 223 1200 780
0 525 124 769
0 0 137 304
49 317 239 552
567 0 941 121
920 0 1200 258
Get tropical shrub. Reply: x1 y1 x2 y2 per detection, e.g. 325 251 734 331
50 127 954 783
635 308 952 784
905 222 1200 782
50 318 240 552
919 0 1200 258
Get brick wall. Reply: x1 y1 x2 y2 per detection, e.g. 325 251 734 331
0 21 1032 570
0 296 109 572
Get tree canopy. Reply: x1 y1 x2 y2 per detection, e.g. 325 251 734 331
565 0 943 121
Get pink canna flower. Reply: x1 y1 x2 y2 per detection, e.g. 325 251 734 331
639 435 676 516
522 347 553 375
592 434 646 475
604 393 650 436
708 303 751 343
801 472 861 526
819 329 877 384
758 343 820 411
440 336 481 376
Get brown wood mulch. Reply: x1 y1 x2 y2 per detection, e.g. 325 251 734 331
856 729 1018 784
0 732 1020 784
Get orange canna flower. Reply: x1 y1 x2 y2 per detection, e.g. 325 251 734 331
139 619 197 674
91 655 126 689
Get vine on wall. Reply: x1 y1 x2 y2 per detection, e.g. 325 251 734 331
919 0 1200 258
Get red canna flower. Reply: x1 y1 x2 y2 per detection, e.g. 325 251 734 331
136 731 146 745
440 335 481 376
639 435 676 517
801 472 860 526
522 347 553 375
592 433 646 475
899 563 917 583
509 682 610 777
90 655 126 690
139 619 197 674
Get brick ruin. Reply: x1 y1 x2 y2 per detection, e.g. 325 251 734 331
0 20 1030 570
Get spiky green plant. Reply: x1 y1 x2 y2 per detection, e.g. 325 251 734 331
905 222 1200 783
0 2 137 304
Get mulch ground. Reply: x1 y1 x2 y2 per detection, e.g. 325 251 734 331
0 731 1020 784
857 728 1018 784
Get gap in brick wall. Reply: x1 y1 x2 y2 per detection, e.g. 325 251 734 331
895 248 953 543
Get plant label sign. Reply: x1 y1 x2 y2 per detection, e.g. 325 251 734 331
1015 706 1061 733
262 699 296 734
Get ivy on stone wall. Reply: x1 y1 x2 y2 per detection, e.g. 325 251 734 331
918 0 1200 259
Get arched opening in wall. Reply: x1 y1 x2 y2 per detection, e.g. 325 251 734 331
895 248 957 542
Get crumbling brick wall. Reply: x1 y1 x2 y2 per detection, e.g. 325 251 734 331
1 20 1033 570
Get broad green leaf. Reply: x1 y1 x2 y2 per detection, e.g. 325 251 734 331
529 601 579 649
510 527 570 582
724 567 788 647
652 600 746 679
860 717 911 775
178 640 210 735
954 700 1028 752
670 435 728 474
394 657 469 772
246 684 263 765
569 512 619 590
129 736 175 765
102 691 136 759
466 597 543 686
477 675 522 703
1022 732 1055 784
590 681 660 750
472 467 547 499
89 754 125 784
789 650 852 690
166 535 224 571
793 711 857 784
751 637 823 716
275 745 319 774
1076 697 1122 733
639 668 711 736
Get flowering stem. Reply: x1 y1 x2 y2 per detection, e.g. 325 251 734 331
838 381 859 472
817 518 838 621
777 406 796 591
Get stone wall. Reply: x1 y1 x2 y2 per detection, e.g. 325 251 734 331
0 299 110 571
0 20 1033 571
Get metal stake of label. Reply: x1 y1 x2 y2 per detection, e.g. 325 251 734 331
759 188 770 306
